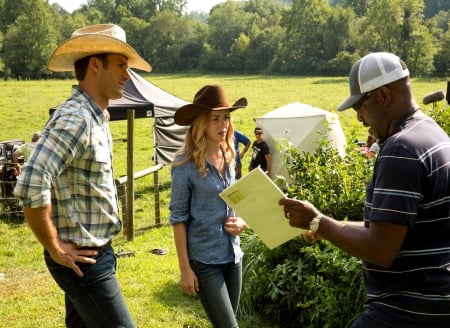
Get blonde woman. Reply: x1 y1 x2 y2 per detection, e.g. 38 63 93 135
170 84 248 328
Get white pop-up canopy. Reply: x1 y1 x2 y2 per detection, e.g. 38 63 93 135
255 102 347 180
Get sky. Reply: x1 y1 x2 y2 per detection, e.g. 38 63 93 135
49 0 225 14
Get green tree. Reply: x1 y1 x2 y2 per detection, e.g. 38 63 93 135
247 26 284 73
79 7 105 25
276 0 331 74
227 33 250 72
342 0 369 17
116 0 155 20
143 10 206 72
50 7 89 42
322 6 357 60
3 0 58 79
433 28 450 77
358 0 402 54
241 0 284 72
119 16 150 62
319 5 359 76
282 0 331 58
399 0 435 76
427 9 450 33
244 0 286 29
0 0 32 33
155 0 187 15
424 0 450 19
0 30 4 77
86 0 187 22
207 1 251 56
359 0 434 75
86 0 118 22
179 30 207 70
202 1 256 72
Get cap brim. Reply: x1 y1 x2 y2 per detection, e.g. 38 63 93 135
337 94 365 111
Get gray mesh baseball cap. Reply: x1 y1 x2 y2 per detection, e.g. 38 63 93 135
337 52 410 111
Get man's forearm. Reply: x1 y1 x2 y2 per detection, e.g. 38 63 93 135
23 205 62 254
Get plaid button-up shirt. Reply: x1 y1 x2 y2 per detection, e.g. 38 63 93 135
14 86 121 247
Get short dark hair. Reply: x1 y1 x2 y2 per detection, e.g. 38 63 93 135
74 54 109 81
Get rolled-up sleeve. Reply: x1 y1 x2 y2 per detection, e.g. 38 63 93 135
169 163 192 225
14 109 85 208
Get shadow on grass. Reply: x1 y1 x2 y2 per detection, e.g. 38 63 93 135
154 280 209 328
154 278 275 328
134 223 171 237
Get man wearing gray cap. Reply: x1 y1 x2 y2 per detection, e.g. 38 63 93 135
280 52 450 327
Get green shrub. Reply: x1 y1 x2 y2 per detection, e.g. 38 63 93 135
240 129 373 327
430 102 450 136
281 130 374 220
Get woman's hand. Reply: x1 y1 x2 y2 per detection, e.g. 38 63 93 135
179 267 199 297
224 216 247 236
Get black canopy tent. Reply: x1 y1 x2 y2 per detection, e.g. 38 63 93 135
108 69 188 165
109 70 189 233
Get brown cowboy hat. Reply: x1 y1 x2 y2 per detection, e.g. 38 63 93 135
48 24 151 72
174 84 247 126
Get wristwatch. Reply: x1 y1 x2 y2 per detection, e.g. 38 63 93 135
309 214 323 233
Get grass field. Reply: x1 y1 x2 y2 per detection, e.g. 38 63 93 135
0 74 448 327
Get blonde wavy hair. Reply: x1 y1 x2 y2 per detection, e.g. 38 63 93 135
172 112 236 177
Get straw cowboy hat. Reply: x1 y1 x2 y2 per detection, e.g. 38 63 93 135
174 84 247 126
48 24 151 72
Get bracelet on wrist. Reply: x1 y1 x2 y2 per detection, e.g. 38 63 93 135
309 214 323 233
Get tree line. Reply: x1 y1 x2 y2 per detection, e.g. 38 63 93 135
0 0 450 79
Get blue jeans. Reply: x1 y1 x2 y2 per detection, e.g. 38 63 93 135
190 260 242 328
44 245 135 328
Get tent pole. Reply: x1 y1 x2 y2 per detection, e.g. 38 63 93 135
126 110 135 241
153 119 161 225
154 170 161 225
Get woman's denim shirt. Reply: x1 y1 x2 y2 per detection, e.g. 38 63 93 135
169 157 243 264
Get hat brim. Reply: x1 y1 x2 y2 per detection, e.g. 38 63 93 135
337 94 365 111
174 98 247 126
48 35 151 72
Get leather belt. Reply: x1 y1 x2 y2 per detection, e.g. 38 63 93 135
78 241 111 253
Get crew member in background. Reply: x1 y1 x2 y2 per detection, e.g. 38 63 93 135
12 131 41 176
233 130 250 179
249 127 272 176
359 129 379 158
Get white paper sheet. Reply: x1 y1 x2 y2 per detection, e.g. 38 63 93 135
219 167 305 249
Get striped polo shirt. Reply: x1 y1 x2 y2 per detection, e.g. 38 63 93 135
363 110 450 327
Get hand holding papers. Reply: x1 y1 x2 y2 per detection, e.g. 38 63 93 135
219 167 305 249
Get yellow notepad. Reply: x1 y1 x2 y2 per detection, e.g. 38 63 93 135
219 167 305 249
